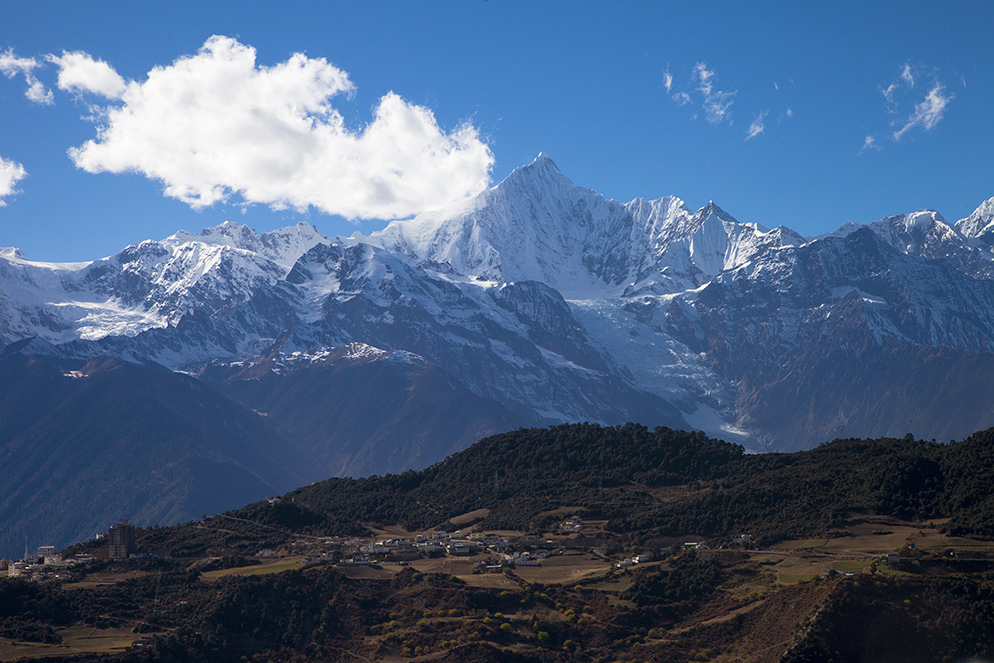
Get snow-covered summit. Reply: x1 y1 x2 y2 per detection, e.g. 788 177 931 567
956 197 994 241
369 153 630 296
867 210 959 256
0 247 27 261
0 220 328 354
370 153 803 297
167 220 261 249
816 205 994 279
3 154 994 453
166 220 329 274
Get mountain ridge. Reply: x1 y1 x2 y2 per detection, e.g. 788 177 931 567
2 153 994 454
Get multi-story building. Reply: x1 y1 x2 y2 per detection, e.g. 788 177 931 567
108 521 135 560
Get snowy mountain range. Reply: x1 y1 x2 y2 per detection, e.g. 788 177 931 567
4 154 994 458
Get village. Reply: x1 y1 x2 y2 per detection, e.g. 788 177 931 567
1 511 682 588
2 505 956 591
0 546 96 583
199 511 659 586
6 508 994 662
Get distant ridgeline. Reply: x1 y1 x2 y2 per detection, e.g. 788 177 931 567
105 423 994 557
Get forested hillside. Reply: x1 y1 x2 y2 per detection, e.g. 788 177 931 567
139 423 994 556
7 423 994 663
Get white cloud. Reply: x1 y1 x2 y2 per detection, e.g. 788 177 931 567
0 49 52 104
893 82 953 140
745 110 768 141
900 62 915 87
860 135 881 153
872 64 955 148
663 71 673 93
67 35 493 220
881 82 899 111
49 51 126 99
701 89 735 124
693 63 714 95
667 62 742 127
692 62 736 124
785 107 794 118
0 154 27 206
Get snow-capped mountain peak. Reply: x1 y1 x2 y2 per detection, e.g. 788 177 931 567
956 196 994 241
695 200 738 226
4 154 994 456
810 208 994 278
166 220 329 273
0 247 27 261
370 155 817 297
167 220 259 249
867 209 956 255
369 152 629 296
499 152 582 194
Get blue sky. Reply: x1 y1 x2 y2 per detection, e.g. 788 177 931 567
1 1 992 262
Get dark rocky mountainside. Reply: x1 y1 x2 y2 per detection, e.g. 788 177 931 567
200 341 525 477
0 345 324 559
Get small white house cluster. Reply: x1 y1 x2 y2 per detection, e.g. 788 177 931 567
2 545 94 582
504 549 549 566
614 554 651 569
313 528 560 568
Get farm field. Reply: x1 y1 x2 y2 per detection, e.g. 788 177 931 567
61 570 150 591
752 515 994 585
0 625 143 662
196 512 994 594
200 557 304 581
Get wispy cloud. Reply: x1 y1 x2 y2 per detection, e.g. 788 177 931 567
0 49 52 104
869 63 955 150
62 36 493 220
860 135 882 153
693 62 736 124
893 82 953 141
745 110 768 142
0 154 27 205
668 62 791 140
900 63 915 87
881 82 899 112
